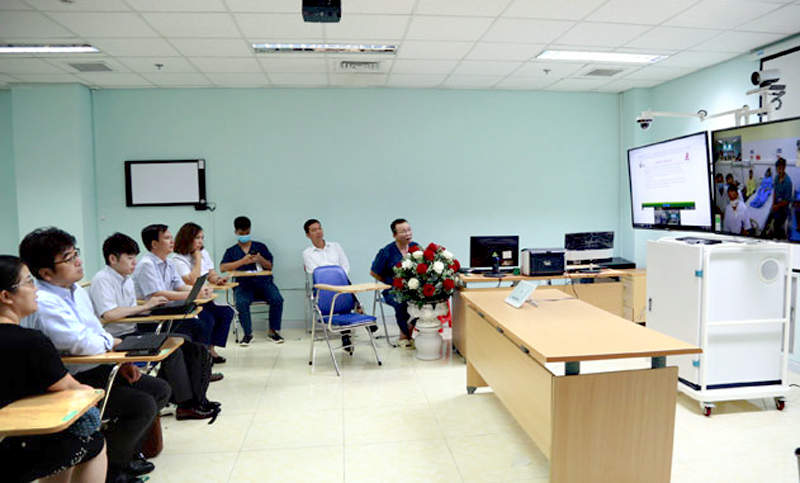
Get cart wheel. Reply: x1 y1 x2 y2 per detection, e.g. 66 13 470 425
776 398 786 411
703 406 712 417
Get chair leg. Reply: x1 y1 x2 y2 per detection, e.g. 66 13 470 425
378 300 395 348
308 315 317 369
366 325 382 367
322 327 340 376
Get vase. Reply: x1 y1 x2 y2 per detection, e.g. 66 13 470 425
408 302 449 360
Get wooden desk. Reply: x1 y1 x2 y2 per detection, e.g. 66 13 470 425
462 289 700 483
195 293 218 305
213 281 239 290
103 307 202 327
227 270 273 278
0 389 104 438
63 337 183 419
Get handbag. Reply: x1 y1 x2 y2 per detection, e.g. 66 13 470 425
141 415 163 458
67 406 101 438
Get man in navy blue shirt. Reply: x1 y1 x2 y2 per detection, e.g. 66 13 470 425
768 157 793 240
370 218 419 348
220 216 284 346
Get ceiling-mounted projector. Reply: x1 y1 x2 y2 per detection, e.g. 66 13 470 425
303 0 341 23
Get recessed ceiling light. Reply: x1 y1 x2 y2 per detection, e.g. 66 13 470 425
0 44 100 54
536 51 667 64
252 43 396 54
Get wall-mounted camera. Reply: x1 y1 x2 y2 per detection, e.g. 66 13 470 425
636 115 653 131
751 69 781 87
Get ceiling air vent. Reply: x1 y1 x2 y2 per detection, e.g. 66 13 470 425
583 68 623 77
338 60 382 73
67 62 112 73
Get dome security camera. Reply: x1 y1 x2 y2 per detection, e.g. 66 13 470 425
636 116 652 131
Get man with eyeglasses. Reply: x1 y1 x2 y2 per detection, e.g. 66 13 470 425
370 218 419 348
19 227 171 483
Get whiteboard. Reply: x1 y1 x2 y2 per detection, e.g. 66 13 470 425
125 160 206 207
762 46 800 121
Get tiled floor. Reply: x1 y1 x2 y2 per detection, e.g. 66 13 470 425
149 327 800 482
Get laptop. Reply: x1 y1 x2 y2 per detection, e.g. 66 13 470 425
145 273 208 316
114 332 169 355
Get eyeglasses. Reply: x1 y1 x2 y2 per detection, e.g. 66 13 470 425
55 248 81 265
11 273 35 289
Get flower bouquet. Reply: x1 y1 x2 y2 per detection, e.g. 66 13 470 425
391 242 461 309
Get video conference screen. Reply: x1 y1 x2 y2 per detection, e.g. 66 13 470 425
628 132 713 231
711 116 800 241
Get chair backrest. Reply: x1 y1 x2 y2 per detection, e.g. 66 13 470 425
313 265 355 315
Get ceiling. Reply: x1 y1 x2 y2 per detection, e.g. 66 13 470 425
0 0 799 92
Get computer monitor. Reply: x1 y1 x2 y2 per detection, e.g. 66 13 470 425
627 131 714 231
469 236 519 269
711 116 800 242
564 232 614 263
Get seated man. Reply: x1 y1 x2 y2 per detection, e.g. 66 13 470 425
90 232 219 421
302 218 350 274
220 216 284 346
19 227 171 483
370 218 419 348
723 185 750 235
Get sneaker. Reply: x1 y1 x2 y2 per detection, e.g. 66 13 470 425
240 334 253 346
267 332 284 344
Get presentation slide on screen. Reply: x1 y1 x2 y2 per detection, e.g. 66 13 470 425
629 133 712 227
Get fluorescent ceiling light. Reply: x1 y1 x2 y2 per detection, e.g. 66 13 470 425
537 50 667 64
0 44 100 54
253 43 396 54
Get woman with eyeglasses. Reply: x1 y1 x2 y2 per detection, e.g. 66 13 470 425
0 255 108 483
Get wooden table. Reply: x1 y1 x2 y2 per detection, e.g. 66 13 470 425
462 289 700 483
63 337 184 419
226 270 272 278
104 307 203 334
0 389 104 439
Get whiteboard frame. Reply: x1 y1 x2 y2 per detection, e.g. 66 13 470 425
124 159 207 207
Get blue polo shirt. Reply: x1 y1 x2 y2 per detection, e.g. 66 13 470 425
221 241 274 287
371 241 420 287
774 174 793 205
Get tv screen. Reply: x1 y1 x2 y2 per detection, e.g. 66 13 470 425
711 116 800 241
469 236 519 269
125 159 207 207
627 132 713 231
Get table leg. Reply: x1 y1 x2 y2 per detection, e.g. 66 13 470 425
467 360 487 394
99 363 122 420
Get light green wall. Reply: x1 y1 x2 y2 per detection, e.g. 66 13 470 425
92 88 621 321
0 91 18 255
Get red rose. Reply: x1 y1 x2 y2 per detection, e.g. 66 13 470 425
408 245 420 253
392 278 404 289
443 279 455 291
395 262 402 268
423 250 435 261
427 243 438 252
416 263 428 275
423 284 436 297
450 259 461 271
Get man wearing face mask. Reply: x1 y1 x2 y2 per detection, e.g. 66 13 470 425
723 185 750 235
219 216 284 346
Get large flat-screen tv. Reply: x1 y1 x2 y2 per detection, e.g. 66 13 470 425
627 131 713 231
711 116 800 241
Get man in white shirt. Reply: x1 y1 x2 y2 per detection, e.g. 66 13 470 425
723 185 750 235
302 219 350 274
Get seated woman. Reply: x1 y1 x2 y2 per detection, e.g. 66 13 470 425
0 255 108 483
173 223 234 363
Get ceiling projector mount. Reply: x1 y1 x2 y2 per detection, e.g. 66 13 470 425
303 0 341 23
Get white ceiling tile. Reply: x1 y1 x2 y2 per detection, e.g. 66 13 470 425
46 12 159 37
556 23 651 48
596 79 662 92
323 15 409 41
503 0 607 20
25 0 130 12
665 0 781 29
118 57 198 73
343 0 418 15
0 58 69 74
547 44 615 52
655 51 738 68
397 40 474 59
235 13 324 40
91 38 180 57
0 11 77 38
142 13 240 38
387 73 447 86
391 59 459 74
0 1 32 10
494 76 557 89
483 18 574 43
466 42 543 61
624 26 724 50
406 16 494 41
587 0 701 25
170 39 253 57
259 57 328 73
140 72 213 86
328 73 387 86
225 0 299 13
621 65 695 81
689 31 786 53
190 57 262 73
415 0 514 17
124 0 227 12
78 72 152 86
206 72 269 86
739 5 800 34
453 60 521 76
515 61 585 77
546 77 611 90
268 73 328 86
442 75 504 88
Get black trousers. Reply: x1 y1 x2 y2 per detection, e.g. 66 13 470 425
75 366 170 469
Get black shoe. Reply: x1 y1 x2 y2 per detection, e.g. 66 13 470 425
342 335 353 355
201 400 221 411
127 459 155 476
176 406 216 420
212 355 226 364
240 334 253 346
369 325 379 333
267 332 284 344
210 372 224 382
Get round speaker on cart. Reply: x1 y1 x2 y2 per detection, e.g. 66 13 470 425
758 258 780 283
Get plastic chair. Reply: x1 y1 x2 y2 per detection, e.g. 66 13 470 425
308 265 382 376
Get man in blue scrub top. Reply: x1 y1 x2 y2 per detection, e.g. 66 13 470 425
370 218 419 348
768 157 793 239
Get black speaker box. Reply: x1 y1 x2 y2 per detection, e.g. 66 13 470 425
302 0 341 23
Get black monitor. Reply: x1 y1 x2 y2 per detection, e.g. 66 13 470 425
469 236 519 269
627 131 714 231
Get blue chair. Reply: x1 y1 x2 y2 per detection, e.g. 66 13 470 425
309 265 382 376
